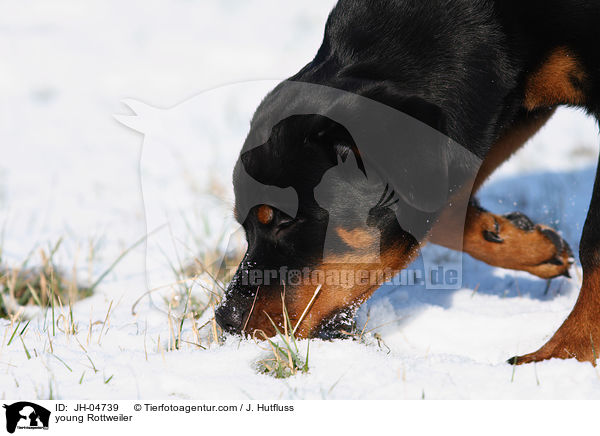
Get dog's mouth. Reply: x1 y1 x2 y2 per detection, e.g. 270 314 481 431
312 307 357 340
216 298 356 340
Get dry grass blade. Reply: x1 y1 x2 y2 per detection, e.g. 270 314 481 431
292 284 321 336
242 286 260 333
97 301 113 345
253 296 310 379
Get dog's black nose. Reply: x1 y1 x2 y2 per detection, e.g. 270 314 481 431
215 305 245 334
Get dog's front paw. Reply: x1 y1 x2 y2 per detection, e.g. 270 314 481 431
523 223 574 279
469 208 574 279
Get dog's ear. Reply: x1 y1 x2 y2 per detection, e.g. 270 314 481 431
381 95 449 213
303 95 449 214
323 93 449 214
305 115 365 173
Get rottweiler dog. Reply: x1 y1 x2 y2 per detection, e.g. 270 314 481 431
215 0 600 364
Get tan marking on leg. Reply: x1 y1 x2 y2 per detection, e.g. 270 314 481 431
524 47 587 111
431 109 554 249
461 206 572 278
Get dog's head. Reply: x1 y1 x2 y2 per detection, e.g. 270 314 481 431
215 81 470 339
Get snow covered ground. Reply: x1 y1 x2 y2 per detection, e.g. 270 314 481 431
2 0 600 400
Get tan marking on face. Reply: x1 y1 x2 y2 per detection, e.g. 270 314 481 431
524 47 587 111
296 243 419 337
241 240 419 339
256 205 274 225
336 227 378 249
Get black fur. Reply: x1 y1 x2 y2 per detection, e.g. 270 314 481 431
504 212 535 232
216 0 600 338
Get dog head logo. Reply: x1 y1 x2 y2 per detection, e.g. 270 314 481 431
115 80 282 293
116 80 482 338
221 81 482 337
3 402 50 433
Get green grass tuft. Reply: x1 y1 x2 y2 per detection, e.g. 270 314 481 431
254 294 310 379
